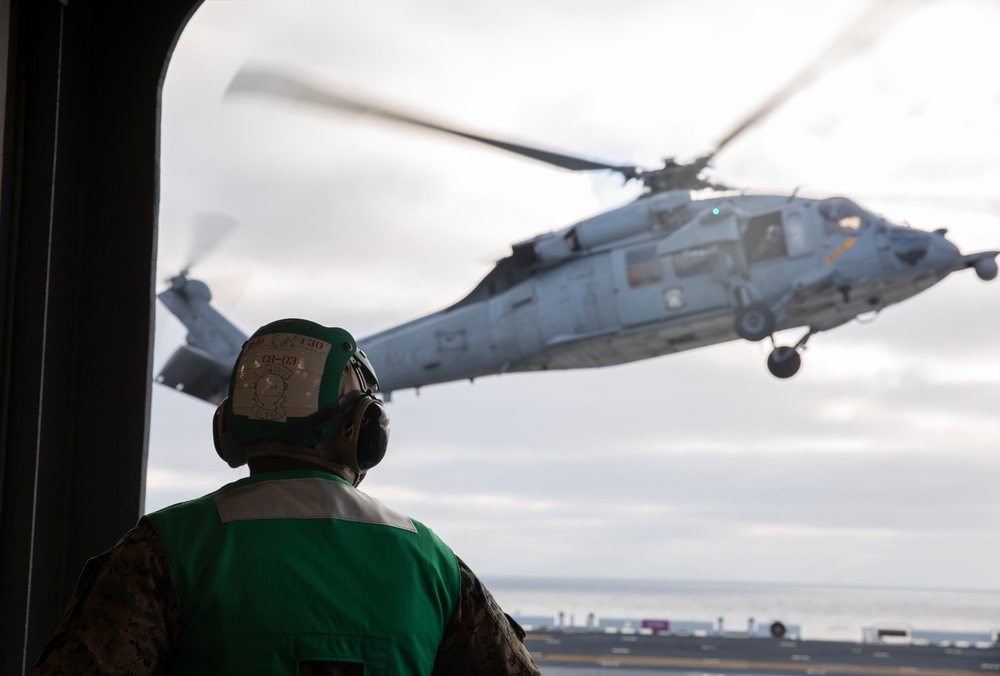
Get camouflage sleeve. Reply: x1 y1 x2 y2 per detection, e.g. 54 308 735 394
432 558 541 676
33 518 181 675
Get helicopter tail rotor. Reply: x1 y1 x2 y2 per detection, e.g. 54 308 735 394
161 212 244 311
156 213 248 404
164 212 238 286
179 212 238 276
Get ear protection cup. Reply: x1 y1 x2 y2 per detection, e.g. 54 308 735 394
336 358 389 469
340 394 390 470
213 399 249 468
276 390 390 472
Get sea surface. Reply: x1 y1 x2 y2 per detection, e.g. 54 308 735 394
484 577 1000 643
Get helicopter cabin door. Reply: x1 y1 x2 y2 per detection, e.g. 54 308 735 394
612 242 729 327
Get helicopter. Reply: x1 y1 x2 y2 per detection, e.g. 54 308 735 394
156 4 998 406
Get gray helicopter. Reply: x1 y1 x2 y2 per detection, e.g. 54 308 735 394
157 3 998 405
158 178 998 404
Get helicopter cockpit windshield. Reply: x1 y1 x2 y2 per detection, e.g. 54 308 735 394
819 197 872 235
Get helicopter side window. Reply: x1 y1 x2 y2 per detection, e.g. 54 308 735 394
625 245 662 288
819 197 871 235
783 211 810 257
673 246 720 277
743 212 787 264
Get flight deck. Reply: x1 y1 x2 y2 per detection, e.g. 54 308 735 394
517 617 1000 675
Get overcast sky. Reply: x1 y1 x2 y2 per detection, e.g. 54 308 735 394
148 0 1000 592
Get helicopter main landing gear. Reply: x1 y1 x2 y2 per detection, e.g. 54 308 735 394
734 302 775 341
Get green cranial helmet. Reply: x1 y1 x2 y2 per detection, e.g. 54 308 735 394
226 318 379 448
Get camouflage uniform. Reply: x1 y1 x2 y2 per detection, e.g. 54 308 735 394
34 513 539 675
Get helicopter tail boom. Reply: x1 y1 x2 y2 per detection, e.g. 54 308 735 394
156 273 248 404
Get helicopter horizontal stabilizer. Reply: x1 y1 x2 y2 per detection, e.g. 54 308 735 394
156 343 232 405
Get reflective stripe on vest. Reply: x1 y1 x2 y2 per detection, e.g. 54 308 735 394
214 477 417 531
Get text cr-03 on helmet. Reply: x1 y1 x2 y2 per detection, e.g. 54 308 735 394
213 318 390 484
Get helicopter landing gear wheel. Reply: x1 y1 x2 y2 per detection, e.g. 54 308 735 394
735 303 775 341
767 346 801 378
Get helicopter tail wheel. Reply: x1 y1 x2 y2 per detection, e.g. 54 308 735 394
767 346 801 379
735 303 775 341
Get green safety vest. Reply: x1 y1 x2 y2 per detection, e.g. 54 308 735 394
145 470 460 675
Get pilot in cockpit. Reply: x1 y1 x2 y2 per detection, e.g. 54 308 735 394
820 197 870 234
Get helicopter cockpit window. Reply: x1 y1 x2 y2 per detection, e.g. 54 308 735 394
625 245 663 288
674 246 720 277
819 197 871 235
743 212 787 264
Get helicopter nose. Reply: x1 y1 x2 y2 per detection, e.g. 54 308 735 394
924 231 962 272
888 228 959 270
888 228 929 264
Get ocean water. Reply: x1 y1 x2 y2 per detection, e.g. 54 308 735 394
484 577 1000 642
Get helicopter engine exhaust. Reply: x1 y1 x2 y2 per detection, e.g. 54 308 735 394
518 192 694 265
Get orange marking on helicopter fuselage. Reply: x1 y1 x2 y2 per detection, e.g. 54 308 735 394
825 236 857 264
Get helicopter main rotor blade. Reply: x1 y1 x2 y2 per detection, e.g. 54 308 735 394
228 67 635 175
855 194 1000 216
713 0 935 155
